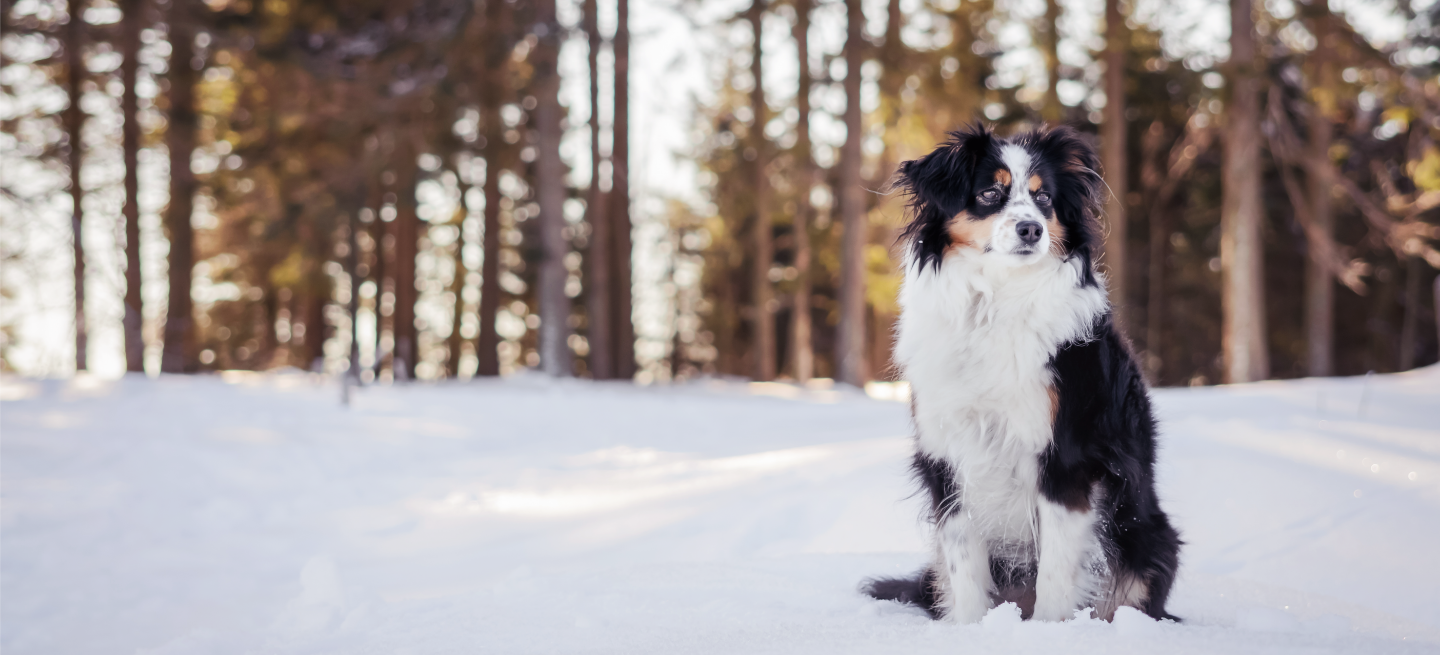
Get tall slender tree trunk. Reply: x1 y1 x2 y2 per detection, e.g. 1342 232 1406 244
1102 0 1128 328
120 0 144 372
370 174 390 377
161 3 197 373
1304 17 1335 377
477 153 502 377
347 204 362 386
298 282 326 370
534 0 570 377
445 164 471 378
392 152 419 380
1040 0 1063 124
583 0 612 379
66 0 87 372
1220 0 1268 383
790 0 814 382
475 0 511 378
1141 122 1167 381
748 0 775 381
837 0 867 386
611 0 634 379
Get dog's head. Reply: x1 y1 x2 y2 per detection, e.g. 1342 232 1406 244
894 124 1103 283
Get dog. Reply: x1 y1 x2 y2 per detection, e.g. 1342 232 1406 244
863 124 1181 624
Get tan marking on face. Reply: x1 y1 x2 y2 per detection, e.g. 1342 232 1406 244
946 211 994 254
1028 174 1043 192
1048 215 1069 257
1047 385 1061 424
994 169 1012 187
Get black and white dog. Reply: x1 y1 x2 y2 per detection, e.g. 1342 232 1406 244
863 124 1181 623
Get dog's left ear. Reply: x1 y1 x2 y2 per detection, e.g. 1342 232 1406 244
1026 127 1103 279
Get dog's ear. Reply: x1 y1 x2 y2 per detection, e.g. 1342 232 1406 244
892 125 994 216
894 124 995 271
1025 126 1103 283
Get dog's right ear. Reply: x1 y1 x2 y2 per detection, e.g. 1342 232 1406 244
892 125 994 216
895 124 995 271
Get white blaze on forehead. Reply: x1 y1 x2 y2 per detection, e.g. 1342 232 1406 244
998 142 1040 219
999 143 1033 197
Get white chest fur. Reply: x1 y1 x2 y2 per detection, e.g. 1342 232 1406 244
895 254 1108 541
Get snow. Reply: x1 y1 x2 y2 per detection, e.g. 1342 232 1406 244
2 368 1438 654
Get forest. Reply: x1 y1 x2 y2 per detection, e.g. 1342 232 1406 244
3 0 1439 387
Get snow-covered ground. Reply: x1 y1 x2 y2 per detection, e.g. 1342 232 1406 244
2 368 1438 654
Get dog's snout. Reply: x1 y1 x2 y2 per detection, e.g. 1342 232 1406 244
1016 221 1043 245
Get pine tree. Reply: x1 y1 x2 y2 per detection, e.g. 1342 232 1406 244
583 0 612 379
533 0 571 377
748 0 775 381
1102 0 1129 328
120 0 144 373
161 0 198 373
611 0 634 379
789 0 814 382
836 0 866 386
65 0 87 372
1220 0 1269 382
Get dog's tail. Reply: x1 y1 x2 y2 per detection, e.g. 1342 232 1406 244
860 568 943 619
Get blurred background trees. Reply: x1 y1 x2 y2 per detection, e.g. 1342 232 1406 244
2 0 1438 385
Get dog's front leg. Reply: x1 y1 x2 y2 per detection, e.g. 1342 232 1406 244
935 513 993 623
1033 499 1099 622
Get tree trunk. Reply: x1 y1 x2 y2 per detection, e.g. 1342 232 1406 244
1304 17 1335 377
790 0 814 382
1040 0 1063 124
298 285 326 371
475 0 511 378
748 0 775 381
391 155 419 380
1141 122 1166 382
534 0 570 378
371 176 390 377
347 207 362 386
477 153 502 377
583 0 612 379
837 0 867 386
445 163 471 378
161 2 197 374
1220 0 1268 383
67 0 87 372
1102 0 1128 328
120 0 144 373
1399 256 1421 370
611 0 634 379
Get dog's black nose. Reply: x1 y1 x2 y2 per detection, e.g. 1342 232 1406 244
1016 221 1043 245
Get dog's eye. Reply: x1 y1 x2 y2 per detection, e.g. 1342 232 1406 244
1034 191 1052 204
978 189 1001 204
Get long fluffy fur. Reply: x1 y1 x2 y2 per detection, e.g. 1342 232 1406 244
864 124 1181 623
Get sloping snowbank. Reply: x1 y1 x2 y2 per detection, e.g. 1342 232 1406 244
2 368 1437 654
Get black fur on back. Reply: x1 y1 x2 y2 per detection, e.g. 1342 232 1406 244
1044 312 1182 620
